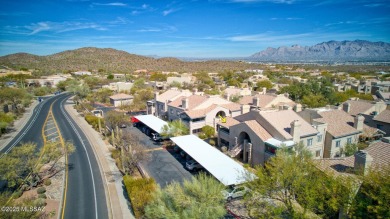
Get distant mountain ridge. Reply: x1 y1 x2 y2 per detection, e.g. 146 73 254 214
0 47 259 73
250 40 390 61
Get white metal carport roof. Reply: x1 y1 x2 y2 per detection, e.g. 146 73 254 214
134 115 168 134
170 135 255 186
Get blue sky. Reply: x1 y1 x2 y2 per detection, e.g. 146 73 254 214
0 0 389 57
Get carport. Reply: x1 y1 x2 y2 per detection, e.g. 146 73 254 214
134 115 168 134
170 135 255 186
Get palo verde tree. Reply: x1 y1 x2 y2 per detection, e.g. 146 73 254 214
144 173 226 219
245 143 353 218
161 120 189 138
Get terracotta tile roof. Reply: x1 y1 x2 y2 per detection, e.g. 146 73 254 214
314 109 360 138
345 100 375 116
217 117 240 127
168 95 208 110
109 93 133 100
156 89 182 102
259 110 318 140
373 110 390 124
220 103 241 111
244 120 272 141
184 105 218 118
315 139 390 176
239 94 276 107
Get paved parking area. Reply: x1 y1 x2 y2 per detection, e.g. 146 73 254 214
126 125 193 187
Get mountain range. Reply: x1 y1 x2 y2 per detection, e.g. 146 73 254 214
250 40 390 62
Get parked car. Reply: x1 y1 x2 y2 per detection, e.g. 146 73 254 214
222 186 250 201
185 160 203 171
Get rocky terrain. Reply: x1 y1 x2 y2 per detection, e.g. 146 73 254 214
250 40 390 62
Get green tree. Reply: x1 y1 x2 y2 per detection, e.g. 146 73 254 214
0 142 38 189
144 173 226 219
105 110 126 130
301 94 328 108
342 143 358 157
40 141 75 175
201 125 215 138
149 72 167 81
255 80 273 90
0 87 29 109
349 165 390 218
245 144 352 218
161 120 189 138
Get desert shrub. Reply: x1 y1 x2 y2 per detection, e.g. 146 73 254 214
198 133 207 139
34 198 46 206
209 139 216 146
123 175 156 218
110 149 121 160
37 187 46 194
221 146 228 152
84 114 104 130
43 179 51 186
12 190 23 198
201 125 215 138
38 194 47 199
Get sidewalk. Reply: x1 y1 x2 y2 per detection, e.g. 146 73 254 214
64 97 134 219
0 100 39 151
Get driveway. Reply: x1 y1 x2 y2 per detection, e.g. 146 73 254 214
126 125 193 187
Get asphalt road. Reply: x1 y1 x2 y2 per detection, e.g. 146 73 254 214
1 94 108 219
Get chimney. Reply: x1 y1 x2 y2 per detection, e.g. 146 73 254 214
354 150 373 175
262 87 267 94
294 104 302 112
154 91 159 100
193 88 198 95
241 105 250 114
354 115 364 131
253 96 260 107
226 93 231 101
343 102 351 113
290 120 301 143
279 105 284 111
182 97 189 109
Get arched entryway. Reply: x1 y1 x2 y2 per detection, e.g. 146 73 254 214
215 110 226 118
237 131 252 163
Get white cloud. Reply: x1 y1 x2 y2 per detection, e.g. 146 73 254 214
163 8 180 16
91 2 127 7
24 21 106 35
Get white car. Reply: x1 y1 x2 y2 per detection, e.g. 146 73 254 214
222 186 250 201
185 160 203 171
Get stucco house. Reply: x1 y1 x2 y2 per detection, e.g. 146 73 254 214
146 88 193 118
238 93 299 112
109 93 133 107
222 86 252 100
167 95 242 134
217 109 326 166
299 108 380 158
372 110 390 136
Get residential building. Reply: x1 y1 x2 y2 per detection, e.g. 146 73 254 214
247 74 268 83
73 71 92 76
372 110 390 136
147 88 193 118
113 73 125 79
103 82 133 92
109 93 133 107
342 100 386 117
238 93 298 112
166 73 194 85
26 74 71 87
376 91 390 102
217 109 325 166
299 108 379 158
168 95 241 134
222 86 252 100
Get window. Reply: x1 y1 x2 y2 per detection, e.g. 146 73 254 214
265 144 277 155
336 140 341 147
307 138 313 146
170 108 174 114
316 150 321 157
192 128 202 134
317 134 323 142
347 137 352 144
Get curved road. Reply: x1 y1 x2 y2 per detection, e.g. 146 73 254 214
1 93 108 219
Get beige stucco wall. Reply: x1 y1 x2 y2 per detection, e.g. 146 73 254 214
324 133 360 158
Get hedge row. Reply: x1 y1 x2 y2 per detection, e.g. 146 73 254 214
123 175 156 218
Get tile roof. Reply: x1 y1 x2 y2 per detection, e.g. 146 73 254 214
344 100 375 116
373 110 390 124
315 139 390 176
259 110 318 140
184 105 218 118
109 93 133 100
168 95 208 110
156 89 182 102
217 117 240 128
314 109 360 138
243 120 272 141
239 94 276 107
220 102 241 111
